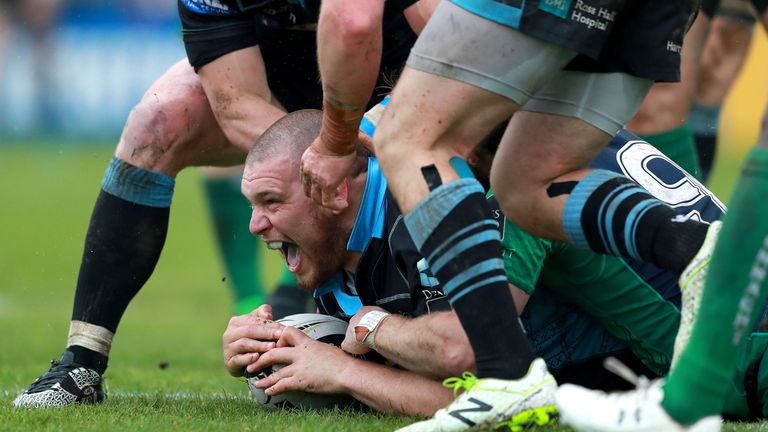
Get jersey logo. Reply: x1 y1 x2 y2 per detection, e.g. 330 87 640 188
417 258 439 288
448 397 493 426
487 196 506 240
539 0 572 18
181 0 234 15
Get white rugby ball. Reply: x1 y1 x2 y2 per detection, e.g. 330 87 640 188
246 313 361 410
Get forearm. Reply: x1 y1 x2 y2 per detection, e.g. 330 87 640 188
340 357 452 416
374 312 473 379
369 285 527 378
316 0 384 155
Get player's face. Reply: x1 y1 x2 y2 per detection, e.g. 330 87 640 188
242 155 348 290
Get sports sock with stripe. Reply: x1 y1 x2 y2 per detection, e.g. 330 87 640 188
638 124 701 181
404 173 534 379
203 174 265 315
663 146 768 424
67 157 174 372
562 169 709 275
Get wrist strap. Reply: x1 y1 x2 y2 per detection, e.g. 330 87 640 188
354 310 391 350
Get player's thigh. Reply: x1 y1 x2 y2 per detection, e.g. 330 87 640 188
116 59 238 176
492 71 652 192
406 0 576 106
376 0 576 158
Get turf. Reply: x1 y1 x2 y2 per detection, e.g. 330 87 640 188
0 142 765 431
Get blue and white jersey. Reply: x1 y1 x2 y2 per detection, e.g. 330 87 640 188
313 157 450 320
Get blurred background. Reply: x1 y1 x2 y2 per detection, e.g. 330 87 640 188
0 0 182 137
0 0 766 408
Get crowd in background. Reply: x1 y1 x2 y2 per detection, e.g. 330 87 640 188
0 0 179 137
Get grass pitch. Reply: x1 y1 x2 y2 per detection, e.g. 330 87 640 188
0 142 764 431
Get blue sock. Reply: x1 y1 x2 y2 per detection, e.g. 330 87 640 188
562 169 707 274
405 165 533 379
101 157 175 207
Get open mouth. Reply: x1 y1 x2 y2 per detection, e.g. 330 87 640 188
267 241 301 272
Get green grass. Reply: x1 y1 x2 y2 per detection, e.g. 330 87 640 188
0 142 765 431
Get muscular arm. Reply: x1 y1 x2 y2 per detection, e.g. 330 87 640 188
300 0 386 209
339 356 453 415
197 46 286 152
367 284 529 379
316 0 384 155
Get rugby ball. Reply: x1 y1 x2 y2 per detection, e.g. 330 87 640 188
246 313 362 410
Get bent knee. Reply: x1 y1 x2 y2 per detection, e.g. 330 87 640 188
490 168 541 226
117 79 211 175
372 121 406 164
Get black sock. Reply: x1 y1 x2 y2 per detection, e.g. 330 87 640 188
66 345 108 374
72 190 169 332
405 179 534 379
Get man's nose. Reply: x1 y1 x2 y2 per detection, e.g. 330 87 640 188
249 207 272 235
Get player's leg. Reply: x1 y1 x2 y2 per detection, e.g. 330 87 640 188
661 103 768 424
555 106 768 432
692 2 757 181
491 73 713 280
627 13 710 180
376 3 571 430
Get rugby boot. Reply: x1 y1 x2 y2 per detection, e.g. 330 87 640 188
13 350 105 407
672 220 722 368
557 379 721 432
557 358 721 432
397 358 558 432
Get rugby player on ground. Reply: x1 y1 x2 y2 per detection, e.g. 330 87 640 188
13 0 432 408
224 110 768 428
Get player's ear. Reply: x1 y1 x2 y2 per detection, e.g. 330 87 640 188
331 178 349 215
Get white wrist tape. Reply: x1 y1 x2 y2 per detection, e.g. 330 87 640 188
354 310 391 350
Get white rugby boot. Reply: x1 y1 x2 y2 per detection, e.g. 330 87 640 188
672 220 722 368
397 358 557 432
556 358 721 432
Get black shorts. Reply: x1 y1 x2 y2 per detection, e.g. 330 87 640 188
517 0 699 82
178 0 417 111
456 0 695 81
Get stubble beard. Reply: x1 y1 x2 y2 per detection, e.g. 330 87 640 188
294 207 349 291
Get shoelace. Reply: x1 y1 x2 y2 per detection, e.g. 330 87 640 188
604 357 648 386
443 372 479 398
25 359 79 392
602 357 655 401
